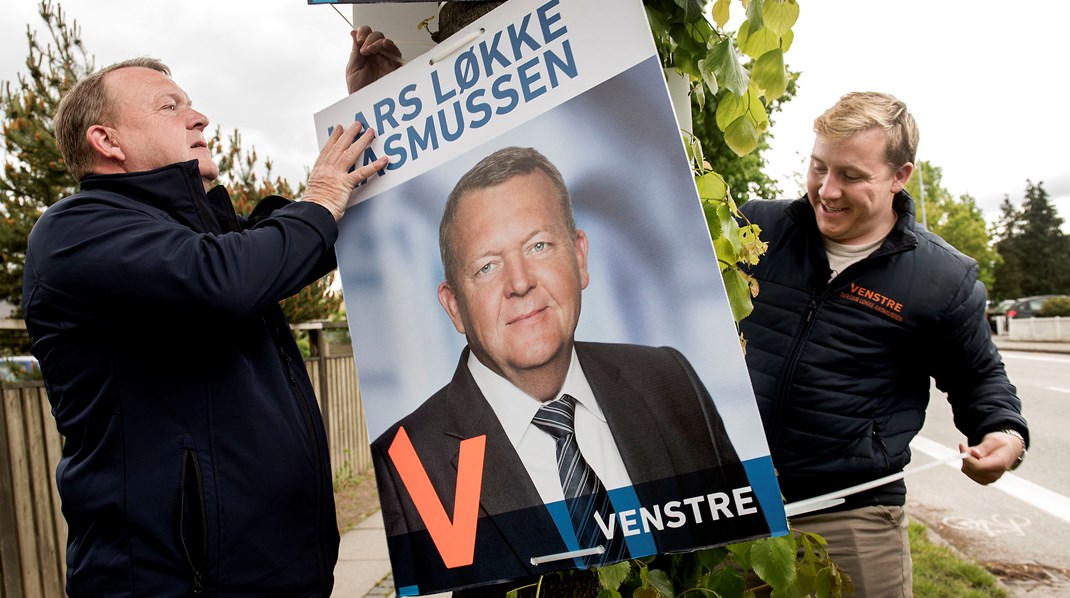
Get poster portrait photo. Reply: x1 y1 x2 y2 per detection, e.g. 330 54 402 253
314 0 787 594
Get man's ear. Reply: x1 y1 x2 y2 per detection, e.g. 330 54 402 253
437 281 466 335
891 161 914 194
574 229 590 290
86 125 125 164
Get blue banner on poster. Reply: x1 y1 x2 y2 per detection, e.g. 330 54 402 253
314 0 787 594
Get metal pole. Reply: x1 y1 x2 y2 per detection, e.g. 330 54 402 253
917 160 928 229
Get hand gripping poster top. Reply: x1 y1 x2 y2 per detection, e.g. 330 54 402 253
314 0 787 594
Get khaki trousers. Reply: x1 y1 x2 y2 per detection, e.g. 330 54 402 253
791 505 912 598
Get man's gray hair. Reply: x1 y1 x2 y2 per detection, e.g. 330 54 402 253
53 57 171 181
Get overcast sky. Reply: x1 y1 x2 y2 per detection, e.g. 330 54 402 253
2 1 1067 230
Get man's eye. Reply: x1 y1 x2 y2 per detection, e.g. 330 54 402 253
476 262 495 276
531 241 547 253
162 104 176 111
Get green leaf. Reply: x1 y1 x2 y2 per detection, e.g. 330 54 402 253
724 114 760 156
752 48 787 100
750 535 798 590
762 0 799 36
706 38 748 97
596 561 633 592
746 87 771 132
708 565 745 596
711 0 731 29
647 569 675 598
739 223 767 266
771 584 805 598
781 28 794 52
696 171 728 202
714 90 746 131
697 58 719 97
645 7 671 43
717 202 740 251
737 24 780 60
705 201 724 242
745 0 765 34
673 0 707 23
726 541 752 569
695 546 729 570
721 267 755 323
633 588 660 598
814 567 833 597
692 79 706 112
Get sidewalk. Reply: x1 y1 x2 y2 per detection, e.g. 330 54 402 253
331 512 450 598
331 511 392 597
992 335 1070 355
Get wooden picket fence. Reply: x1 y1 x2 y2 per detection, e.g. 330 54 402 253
0 321 370 597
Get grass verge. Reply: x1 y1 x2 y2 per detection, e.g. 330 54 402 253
910 520 1007 597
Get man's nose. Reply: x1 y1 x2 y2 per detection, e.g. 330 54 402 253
505 258 535 296
189 108 209 131
819 174 841 199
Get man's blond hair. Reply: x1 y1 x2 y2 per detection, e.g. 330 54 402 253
53 57 171 181
813 91 919 168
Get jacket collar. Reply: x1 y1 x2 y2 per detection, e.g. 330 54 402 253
787 190 919 255
79 160 239 234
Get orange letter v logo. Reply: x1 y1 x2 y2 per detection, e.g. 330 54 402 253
388 427 486 568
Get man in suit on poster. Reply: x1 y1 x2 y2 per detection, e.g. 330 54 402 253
371 147 769 595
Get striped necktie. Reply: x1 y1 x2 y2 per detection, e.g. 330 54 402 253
532 394 627 566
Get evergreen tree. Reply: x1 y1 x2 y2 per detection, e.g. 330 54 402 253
0 1 89 310
993 180 1070 298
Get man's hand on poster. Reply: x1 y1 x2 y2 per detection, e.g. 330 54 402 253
304 122 387 222
347 26 403 94
959 431 1024 485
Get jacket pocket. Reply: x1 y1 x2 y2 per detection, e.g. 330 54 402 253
179 445 208 594
871 421 891 470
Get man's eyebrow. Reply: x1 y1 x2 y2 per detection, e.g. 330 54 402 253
154 91 191 106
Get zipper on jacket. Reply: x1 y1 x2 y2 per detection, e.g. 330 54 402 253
872 421 891 469
768 281 830 451
179 447 208 594
269 316 330 589
768 243 915 451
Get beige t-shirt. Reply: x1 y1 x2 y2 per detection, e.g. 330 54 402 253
823 237 882 281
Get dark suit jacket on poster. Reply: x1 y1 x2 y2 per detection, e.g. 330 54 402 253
372 342 768 595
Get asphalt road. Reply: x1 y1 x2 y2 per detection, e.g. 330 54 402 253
907 349 1070 596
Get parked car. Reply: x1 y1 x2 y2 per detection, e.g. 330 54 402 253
1006 295 1065 319
0 355 40 382
986 299 1016 332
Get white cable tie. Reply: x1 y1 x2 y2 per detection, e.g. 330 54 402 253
429 28 485 66
530 544 605 566
782 452 968 517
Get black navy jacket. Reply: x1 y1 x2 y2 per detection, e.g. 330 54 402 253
23 161 339 596
739 192 1027 510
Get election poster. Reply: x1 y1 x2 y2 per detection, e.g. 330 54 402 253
314 0 788 594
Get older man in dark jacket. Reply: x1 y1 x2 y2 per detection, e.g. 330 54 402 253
22 57 386 596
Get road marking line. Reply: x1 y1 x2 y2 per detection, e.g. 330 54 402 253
1047 387 1070 394
1002 353 1070 364
912 435 1070 526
